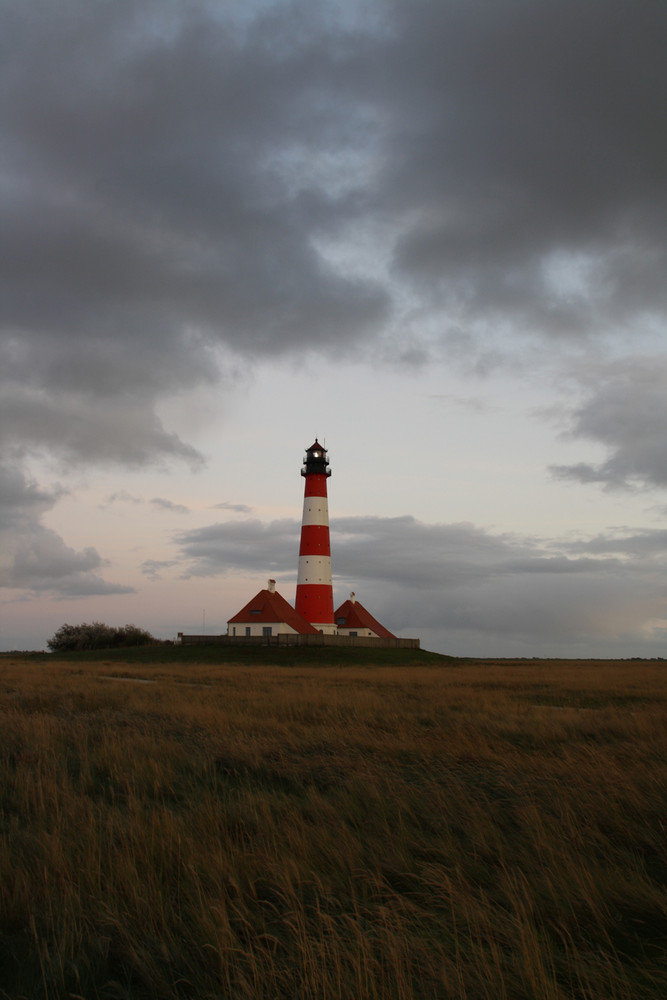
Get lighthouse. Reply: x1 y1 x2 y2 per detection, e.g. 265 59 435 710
295 440 336 633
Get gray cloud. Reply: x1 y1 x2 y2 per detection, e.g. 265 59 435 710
175 518 300 578
550 358 667 490
0 458 135 597
150 497 190 514
0 458 63 532
174 513 667 652
382 1 667 340
1 0 393 477
103 491 144 506
567 528 667 558
212 501 254 514
8 527 101 585
2 0 665 479
8 527 136 597
0 384 203 469
140 559 179 581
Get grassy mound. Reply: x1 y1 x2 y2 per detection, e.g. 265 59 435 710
28 642 454 667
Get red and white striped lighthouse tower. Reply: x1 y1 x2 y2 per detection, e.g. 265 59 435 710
295 440 336 633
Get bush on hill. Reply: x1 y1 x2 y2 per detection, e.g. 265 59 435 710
47 622 156 652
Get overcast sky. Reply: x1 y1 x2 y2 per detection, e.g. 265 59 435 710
2 0 666 656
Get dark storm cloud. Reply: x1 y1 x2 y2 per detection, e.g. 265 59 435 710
3 0 666 597
381 1 667 338
2 0 665 464
3 0 664 407
1 0 391 488
1 1 387 357
174 513 667 649
550 358 667 490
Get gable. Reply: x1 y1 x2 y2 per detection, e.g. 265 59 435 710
334 599 396 638
228 588 320 634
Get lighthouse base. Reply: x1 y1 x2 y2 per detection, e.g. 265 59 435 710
310 622 338 635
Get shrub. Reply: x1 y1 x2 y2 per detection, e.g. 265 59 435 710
47 622 156 652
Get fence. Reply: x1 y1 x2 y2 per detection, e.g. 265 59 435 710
178 633 420 649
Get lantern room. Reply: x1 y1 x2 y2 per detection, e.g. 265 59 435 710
302 439 331 478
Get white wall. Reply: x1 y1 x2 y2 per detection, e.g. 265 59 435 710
227 621 299 637
336 627 376 638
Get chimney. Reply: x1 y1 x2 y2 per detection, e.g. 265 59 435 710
268 579 276 593
350 592 356 603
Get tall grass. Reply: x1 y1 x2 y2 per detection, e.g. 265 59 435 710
0 655 665 999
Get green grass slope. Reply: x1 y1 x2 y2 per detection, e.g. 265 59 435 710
24 643 454 667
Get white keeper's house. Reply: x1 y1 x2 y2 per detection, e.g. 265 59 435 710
227 579 320 638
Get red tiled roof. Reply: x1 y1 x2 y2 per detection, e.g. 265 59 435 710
333 599 396 638
228 588 321 634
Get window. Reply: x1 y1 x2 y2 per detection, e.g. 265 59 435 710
245 627 251 637
336 617 346 626
349 631 358 637
262 626 272 637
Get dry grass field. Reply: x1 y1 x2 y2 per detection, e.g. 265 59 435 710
0 650 665 999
